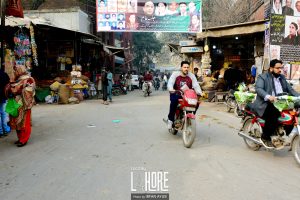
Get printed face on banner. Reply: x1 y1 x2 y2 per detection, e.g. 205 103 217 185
270 0 300 64
96 0 202 32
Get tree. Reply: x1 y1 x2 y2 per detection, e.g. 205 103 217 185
156 33 188 67
202 0 253 27
132 32 162 73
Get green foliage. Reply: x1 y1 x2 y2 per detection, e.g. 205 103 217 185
132 33 162 72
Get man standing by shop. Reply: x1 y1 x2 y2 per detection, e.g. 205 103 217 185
107 68 113 102
252 59 299 147
101 68 109 105
0 69 10 137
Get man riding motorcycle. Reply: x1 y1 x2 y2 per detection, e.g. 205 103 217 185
167 61 203 130
143 71 153 93
252 59 300 147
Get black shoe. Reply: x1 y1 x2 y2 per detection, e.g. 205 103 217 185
14 140 20 144
0 134 4 138
17 142 27 147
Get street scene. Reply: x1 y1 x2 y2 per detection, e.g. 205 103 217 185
1 90 300 200
1 0 300 200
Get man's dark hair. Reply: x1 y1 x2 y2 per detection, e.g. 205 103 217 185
270 59 283 68
157 2 167 6
179 2 187 5
181 61 190 67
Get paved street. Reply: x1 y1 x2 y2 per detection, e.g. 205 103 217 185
0 90 300 200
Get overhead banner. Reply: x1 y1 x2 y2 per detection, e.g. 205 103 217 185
269 0 300 80
96 0 202 32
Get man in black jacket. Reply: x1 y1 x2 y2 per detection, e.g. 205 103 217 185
0 69 10 137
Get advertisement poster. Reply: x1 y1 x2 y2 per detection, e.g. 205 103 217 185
269 0 300 80
96 0 202 32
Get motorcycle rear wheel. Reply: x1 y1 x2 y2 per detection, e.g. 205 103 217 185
226 97 236 112
234 106 243 118
242 117 262 151
292 135 300 166
182 118 196 148
112 88 120 96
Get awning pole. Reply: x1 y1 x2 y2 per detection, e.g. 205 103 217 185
0 0 6 70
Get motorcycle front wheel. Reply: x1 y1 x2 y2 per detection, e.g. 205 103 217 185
242 117 262 151
182 117 196 148
292 135 300 166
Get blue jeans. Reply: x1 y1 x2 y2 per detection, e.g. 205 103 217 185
107 81 112 101
168 94 181 122
0 101 11 135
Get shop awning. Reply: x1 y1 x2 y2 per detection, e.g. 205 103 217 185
0 16 31 27
104 45 126 58
167 43 180 53
115 56 124 64
197 20 268 39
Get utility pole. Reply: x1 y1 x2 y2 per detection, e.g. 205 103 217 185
0 0 6 70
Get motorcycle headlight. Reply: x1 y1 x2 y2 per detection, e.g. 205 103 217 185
184 107 196 111
186 98 198 106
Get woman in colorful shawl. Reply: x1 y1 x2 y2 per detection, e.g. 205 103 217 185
6 66 35 147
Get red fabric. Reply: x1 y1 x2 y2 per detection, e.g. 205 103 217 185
17 110 31 144
144 74 153 81
174 76 193 90
5 0 24 18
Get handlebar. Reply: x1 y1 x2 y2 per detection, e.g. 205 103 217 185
276 95 300 102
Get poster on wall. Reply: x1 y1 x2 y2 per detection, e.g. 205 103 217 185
269 0 300 80
96 0 202 33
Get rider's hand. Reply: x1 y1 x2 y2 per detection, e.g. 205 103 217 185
268 96 276 102
169 90 175 94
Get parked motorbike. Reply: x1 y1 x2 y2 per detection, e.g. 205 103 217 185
112 80 127 96
143 81 151 97
226 83 253 118
238 95 300 166
225 89 237 112
163 88 199 148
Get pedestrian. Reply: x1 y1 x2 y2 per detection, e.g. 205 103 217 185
101 68 109 105
250 63 257 84
0 69 10 138
107 68 113 102
138 73 144 89
126 73 132 91
5 65 36 147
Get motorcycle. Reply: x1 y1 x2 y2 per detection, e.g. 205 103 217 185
154 78 160 91
238 95 300 166
143 81 151 97
226 83 254 118
162 81 167 91
225 89 237 112
163 88 199 148
112 80 127 96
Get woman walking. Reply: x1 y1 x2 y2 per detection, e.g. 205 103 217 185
6 66 35 147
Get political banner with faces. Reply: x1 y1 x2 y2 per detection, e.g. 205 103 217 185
96 0 202 32
269 0 300 79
